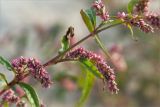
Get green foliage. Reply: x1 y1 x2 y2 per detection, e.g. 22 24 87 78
76 59 103 106
127 24 138 41
96 19 124 58
59 35 70 53
80 8 96 32
127 0 139 13
85 9 96 28
0 73 8 84
19 82 40 107
0 56 14 72
101 19 123 27
3 101 9 107
80 8 111 58
80 59 103 79
94 35 111 58
76 71 95 107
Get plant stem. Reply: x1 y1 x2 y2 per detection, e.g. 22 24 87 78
43 22 123 67
0 79 17 96
0 74 29 96
96 22 124 33
54 58 78 64
43 30 96 67
0 22 123 97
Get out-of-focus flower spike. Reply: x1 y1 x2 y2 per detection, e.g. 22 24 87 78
145 12 160 29
133 0 150 14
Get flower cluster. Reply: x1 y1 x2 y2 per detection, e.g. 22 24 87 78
145 13 160 29
133 0 150 14
129 15 154 33
92 0 109 21
1 89 27 107
117 12 154 33
116 0 160 33
11 56 52 88
16 100 27 107
117 12 127 19
1 89 19 103
109 44 127 71
65 47 119 94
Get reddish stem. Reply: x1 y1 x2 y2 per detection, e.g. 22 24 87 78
0 74 29 96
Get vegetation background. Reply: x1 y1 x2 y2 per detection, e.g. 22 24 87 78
0 0 160 107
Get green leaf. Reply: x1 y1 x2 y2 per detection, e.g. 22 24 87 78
127 24 138 41
59 35 70 53
76 71 95 107
80 8 111 59
94 35 111 58
101 19 123 27
0 73 8 84
3 101 9 107
19 82 40 107
80 59 103 79
0 56 13 71
85 8 96 28
127 0 139 13
80 8 96 32
95 19 123 58
94 19 124 59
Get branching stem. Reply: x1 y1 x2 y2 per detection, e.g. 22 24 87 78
0 22 122 97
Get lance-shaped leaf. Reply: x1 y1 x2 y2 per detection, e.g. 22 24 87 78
76 71 95 107
81 8 111 59
3 101 9 107
127 0 139 14
127 24 138 41
94 35 111 58
80 8 96 32
85 9 96 28
0 56 13 71
101 19 123 27
19 82 40 107
95 19 124 59
0 73 8 84
59 27 74 54
80 59 103 79
59 35 70 53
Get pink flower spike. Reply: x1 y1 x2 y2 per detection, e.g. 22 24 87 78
65 47 119 94
11 57 53 88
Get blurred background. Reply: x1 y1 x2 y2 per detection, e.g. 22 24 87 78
0 0 160 107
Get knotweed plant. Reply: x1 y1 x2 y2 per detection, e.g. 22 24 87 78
0 0 159 107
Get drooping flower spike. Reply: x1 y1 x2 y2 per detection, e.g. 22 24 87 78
65 47 119 94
